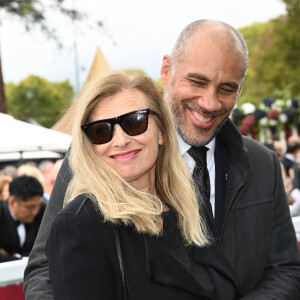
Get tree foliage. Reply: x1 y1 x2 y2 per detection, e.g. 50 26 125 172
0 0 103 113
239 0 300 106
0 0 82 42
6 75 74 128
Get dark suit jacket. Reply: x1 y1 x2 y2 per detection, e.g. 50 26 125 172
0 200 46 262
46 194 239 300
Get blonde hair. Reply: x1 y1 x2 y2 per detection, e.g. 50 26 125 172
17 164 45 186
65 72 209 246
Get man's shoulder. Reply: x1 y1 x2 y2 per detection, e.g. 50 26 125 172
54 194 108 235
242 136 274 157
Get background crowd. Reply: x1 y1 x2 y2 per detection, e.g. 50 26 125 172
0 159 62 262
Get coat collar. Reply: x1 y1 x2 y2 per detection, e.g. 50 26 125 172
218 120 250 235
144 234 215 298
143 232 240 298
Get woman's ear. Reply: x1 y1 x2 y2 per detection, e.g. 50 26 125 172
158 130 164 145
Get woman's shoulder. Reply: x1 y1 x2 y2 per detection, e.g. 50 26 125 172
59 194 104 222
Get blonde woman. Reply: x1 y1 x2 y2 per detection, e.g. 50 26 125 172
46 73 238 300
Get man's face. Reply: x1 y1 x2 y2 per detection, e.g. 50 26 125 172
161 30 244 146
9 195 42 223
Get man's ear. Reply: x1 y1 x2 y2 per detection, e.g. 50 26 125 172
8 196 17 210
160 55 172 87
237 83 243 98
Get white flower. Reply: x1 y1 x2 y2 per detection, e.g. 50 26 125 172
272 99 285 112
240 102 256 115
269 119 278 127
279 114 288 124
286 99 292 107
258 103 268 111
259 117 269 127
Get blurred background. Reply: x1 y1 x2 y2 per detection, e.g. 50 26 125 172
1 0 298 128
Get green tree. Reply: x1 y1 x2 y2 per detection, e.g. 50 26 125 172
0 0 103 113
122 68 148 76
238 0 300 106
6 75 73 128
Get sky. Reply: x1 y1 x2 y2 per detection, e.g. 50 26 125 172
0 0 286 91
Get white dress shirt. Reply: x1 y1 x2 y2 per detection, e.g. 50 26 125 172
9 208 26 248
177 134 216 216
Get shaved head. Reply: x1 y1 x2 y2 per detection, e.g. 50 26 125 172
170 19 248 79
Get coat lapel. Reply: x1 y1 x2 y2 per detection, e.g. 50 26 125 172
214 135 229 234
143 235 214 299
192 240 240 294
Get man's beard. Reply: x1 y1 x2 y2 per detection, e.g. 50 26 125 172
165 88 229 147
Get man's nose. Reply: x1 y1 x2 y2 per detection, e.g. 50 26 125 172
196 87 222 112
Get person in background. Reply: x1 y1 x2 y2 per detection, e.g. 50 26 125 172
1 165 18 178
0 175 46 262
24 19 300 299
0 175 12 201
45 159 63 198
38 160 55 200
18 164 48 204
274 140 284 161
282 136 300 182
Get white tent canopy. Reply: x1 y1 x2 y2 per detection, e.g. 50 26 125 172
0 113 72 154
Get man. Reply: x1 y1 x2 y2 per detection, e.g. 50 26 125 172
38 159 63 200
38 160 55 200
0 175 45 262
282 136 300 186
24 20 300 299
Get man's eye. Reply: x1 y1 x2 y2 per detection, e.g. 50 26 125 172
220 86 235 94
190 80 205 86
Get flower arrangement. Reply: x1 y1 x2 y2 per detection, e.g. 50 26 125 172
231 97 300 143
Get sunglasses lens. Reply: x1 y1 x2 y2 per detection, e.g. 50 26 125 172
87 122 112 144
122 113 148 136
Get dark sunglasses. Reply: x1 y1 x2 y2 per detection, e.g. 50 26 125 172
81 109 152 144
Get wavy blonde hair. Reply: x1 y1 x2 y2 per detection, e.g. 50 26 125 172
65 72 209 246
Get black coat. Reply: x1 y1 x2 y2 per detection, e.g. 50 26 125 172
46 195 239 300
0 200 46 262
24 119 300 300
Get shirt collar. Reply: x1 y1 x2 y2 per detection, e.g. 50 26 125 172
8 205 18 222
177 132 216 154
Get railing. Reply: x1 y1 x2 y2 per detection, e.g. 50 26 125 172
293 216 300 246
0 258 27 300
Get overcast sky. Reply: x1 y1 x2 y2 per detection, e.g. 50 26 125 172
0 0 286 91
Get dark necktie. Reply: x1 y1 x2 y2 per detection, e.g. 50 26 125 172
188 146 213 216
14 220 21 227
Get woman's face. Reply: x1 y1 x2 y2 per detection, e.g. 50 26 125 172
89 89 163 190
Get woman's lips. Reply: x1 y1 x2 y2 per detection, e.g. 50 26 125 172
109 149 141 161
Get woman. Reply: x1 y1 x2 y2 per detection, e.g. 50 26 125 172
46 72 238 299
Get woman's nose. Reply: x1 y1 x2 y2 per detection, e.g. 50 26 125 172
111 124 131 148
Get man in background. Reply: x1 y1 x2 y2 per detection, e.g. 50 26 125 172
0 175 45 262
